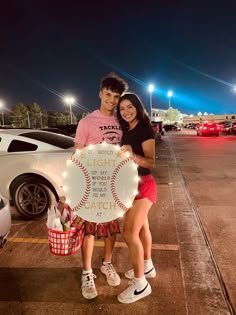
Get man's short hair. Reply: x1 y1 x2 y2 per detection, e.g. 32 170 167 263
100 72 128 95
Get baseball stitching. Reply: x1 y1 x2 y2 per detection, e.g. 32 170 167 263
70 157 91 211
110 157 132 212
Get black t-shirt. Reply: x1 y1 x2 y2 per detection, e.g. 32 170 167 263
121 121 155 176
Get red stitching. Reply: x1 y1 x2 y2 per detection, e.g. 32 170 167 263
110 157 132 213
70 157 91 211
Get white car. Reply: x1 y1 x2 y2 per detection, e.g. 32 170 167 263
0 192 11 247
0 129 74 218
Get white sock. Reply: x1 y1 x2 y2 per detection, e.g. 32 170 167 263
144 259 153 271
134 276 148 291
103 261 111 265
82 269 92 275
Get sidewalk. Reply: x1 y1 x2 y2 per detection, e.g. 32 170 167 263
149 136 232 315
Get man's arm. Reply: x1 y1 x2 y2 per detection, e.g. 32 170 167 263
74 142 86 153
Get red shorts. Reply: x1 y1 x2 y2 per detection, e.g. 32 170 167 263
135 175 157 203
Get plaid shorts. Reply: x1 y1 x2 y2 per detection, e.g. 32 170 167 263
72 217 120 238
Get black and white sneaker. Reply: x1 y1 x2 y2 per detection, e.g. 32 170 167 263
118 280 152 304
124 267 156 280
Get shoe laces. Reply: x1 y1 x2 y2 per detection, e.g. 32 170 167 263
103 263 117 277
82 273 96 288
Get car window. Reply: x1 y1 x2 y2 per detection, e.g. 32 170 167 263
19 131 74 149
8 140 38 152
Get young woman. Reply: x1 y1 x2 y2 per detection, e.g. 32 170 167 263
116 92 157 304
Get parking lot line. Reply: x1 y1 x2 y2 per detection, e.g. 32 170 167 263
7 237 179 251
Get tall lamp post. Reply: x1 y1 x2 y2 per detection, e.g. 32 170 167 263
167 90 173 108
64 96 75 124
0 100 5 126
148 84 154 118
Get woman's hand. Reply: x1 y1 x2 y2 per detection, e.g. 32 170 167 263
120 145 134 158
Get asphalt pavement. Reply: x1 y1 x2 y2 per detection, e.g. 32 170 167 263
0 134 234 315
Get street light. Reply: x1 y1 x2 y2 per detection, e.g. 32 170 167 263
64 96 75 124
0 100 5 126
167 90 173 108
148 84 154 117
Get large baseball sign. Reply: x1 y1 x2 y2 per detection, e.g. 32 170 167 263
63 143 139 223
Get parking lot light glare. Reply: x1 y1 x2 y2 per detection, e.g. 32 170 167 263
148 84 155 117
64 96 76 124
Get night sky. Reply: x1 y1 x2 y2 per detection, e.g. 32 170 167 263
1 0 236 115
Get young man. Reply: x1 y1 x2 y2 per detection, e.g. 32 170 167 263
74 73 128 299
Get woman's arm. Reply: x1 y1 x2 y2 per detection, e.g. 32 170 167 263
121 139 155 169
133 139 155 169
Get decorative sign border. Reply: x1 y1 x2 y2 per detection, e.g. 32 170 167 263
63 143 139 223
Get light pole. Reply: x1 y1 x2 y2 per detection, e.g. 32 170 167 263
0 100 5 126
64 96 75 124
167 90 173 108
27 111 31 128
148 84 154 118
39 112 43 128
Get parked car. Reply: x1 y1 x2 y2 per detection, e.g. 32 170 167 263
196 122 221 136
53 124 78 137
184 123 198 129
0 192 11 247
230 122 236 135
163 124 181 132
0 129 74 218
218 122 232 134
151 121 164 140
40 127 72 136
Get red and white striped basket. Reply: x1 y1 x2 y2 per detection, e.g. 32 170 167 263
47 207 84 256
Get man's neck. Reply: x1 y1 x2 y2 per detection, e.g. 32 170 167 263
99 108 114 117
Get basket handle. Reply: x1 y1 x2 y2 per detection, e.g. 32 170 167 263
61 204 73 225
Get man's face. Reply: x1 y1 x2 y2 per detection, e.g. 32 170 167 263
99 88 121 113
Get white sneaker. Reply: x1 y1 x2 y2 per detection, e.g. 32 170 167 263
125 266 156 280
101 262 121 286
81 273 97 299
118 279 152 304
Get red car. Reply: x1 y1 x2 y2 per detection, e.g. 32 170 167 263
196 122 220 136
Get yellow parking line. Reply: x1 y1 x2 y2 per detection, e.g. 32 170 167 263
8 237 47 244
8 237 179 251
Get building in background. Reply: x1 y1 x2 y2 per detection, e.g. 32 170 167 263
183 113 236 125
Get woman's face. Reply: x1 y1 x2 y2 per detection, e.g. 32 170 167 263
119 99 138 124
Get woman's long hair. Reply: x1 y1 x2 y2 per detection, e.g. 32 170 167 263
116 92 154 135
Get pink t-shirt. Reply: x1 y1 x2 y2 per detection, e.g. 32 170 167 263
74 110 122 146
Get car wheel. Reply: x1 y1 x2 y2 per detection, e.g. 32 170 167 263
11 176 51 218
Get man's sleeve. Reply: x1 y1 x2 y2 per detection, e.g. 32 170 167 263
74 119 88 145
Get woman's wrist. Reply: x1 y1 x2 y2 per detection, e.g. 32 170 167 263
133 153 144 165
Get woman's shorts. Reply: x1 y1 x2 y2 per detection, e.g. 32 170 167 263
135 175 157 203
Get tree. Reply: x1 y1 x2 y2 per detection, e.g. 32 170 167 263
47 111 69 126
158 107 181 124
11 103 29 128
28 102 41 128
